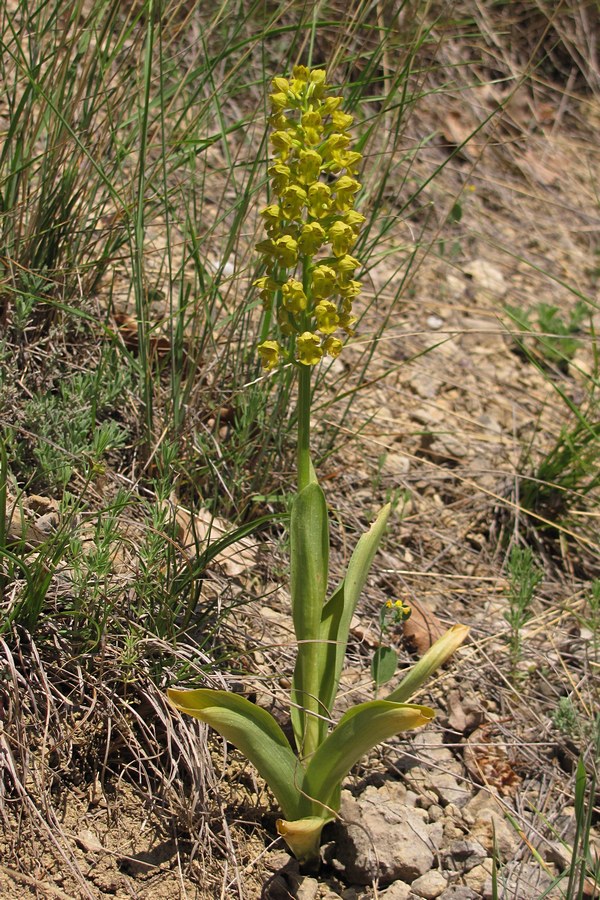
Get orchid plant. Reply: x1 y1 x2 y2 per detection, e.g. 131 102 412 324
168 66 469 865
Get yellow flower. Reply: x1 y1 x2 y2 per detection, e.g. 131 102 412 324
272 76 289 93
307 182 332 218
298 222 326 256
297 149 322 185
253 276 279 310
277 305 294 336
269 162 291 194
331 110 354 131
301 110 322 130
331 149 362 175
259 204 282 235
339 310 357 335
343 210 365 233
335 254 360 284
258 340 281 370
271 130 295 158
296 332 323 366
320 95 342 115
273 235 299 267
321 133 350 160
328 221 355 257
338 279 361 300
334 175 360 211
315 300 339 335
270 92 288 112
282 279 308 314
311 265 337 299
281 184 307 219
323 336 343 358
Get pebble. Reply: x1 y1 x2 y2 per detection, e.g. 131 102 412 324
410 869 448 898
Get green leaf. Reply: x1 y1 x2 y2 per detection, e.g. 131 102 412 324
290 482 329 753
371 646 398 687
299 700 434 816
316 503 390 744
167 688 303 820
387 624 469 703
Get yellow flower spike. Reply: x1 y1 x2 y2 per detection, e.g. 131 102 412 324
307 182 332 218
273 235 299 267
297 222 326 256
296 332 323 366
281 184 307 219
257 340 282 370
297 149 322 186
311 265 337 299
328 221 356 257
323 335 343 358
334 175 361 211
282 279 308 314
315 300 339 335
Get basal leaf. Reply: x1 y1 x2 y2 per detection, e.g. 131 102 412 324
300 700 434 816
167 688 303 820
316 503 390 744
290 482 329 753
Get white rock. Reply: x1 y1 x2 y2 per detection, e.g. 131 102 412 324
464 259 507 296
381 882 412 899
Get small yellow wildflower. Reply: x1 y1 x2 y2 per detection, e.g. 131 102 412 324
258 340 282 370
296 332 323 366
307 182 332 218
272 235 299 267
315 301 339 335
282 279 308 314
322 336 343 358
328 221 355 257
297 222 326 255
311 265 337 299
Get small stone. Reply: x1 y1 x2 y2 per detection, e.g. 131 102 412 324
381 882 412 900
328 790 442 885
410 870 448 898
463 791 518 860
438 888 479 899
463 860 493 892
426 315 445 330
428 804 444 823
443 839 487 872
464 259 507 296
295 876 319 900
